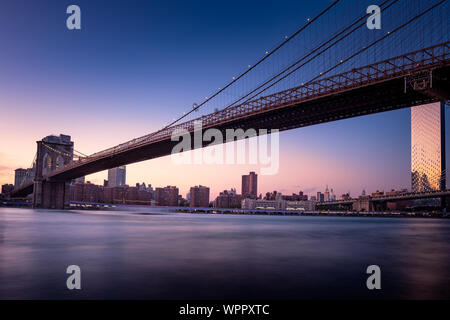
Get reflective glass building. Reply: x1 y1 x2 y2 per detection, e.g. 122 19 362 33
411 102 445 192
107 166 126 187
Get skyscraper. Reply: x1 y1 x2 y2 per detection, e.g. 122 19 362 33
324 185 330 202
242 171 257 199
316 191 324 203
411 102 446 192
14 168 27 188
108 166 126 187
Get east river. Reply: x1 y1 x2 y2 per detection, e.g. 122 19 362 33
0 207 449 299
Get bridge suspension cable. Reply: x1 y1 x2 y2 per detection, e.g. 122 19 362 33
138 0 340 138
18 152 36 188
219 0 446 112
43 0 449 167
215 0 399 114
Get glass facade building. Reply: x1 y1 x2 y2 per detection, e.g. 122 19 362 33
108 166 126 187
411 102 445 192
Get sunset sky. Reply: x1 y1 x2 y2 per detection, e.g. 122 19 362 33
1 0 448 199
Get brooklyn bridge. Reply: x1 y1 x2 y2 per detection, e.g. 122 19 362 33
10 0 450 209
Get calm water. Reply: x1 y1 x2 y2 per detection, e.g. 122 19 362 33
0 207 449 299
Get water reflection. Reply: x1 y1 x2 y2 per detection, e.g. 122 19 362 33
0 208 449 299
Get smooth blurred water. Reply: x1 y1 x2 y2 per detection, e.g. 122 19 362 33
0 207 449 299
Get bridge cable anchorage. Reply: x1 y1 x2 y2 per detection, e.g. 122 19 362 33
141 0 340 135
42 142 72 158
223 0 446 109
216 0 399 114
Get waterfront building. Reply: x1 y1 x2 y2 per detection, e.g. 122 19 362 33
69 181 153 205
241 198 314 211
214 190 242 208
411 102 446 192
286 200 315 211
190 185 210 207
14 168 27 188
1 184 14 195
242 198 286 210
70 182 84 202
242 198 315 211
155 186 179 206
83 182 101 203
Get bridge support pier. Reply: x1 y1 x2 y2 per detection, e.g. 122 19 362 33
440 196 450 213
33 179 71 209
32 135 74 210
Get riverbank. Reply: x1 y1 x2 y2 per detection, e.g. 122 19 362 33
1 202 448 218
177 208 450 219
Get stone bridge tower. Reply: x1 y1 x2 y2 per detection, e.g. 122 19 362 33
33 134 74 209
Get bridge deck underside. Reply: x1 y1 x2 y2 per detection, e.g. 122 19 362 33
12 65 450 197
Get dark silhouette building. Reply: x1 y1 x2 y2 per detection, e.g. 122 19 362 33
14 168 27 189
1 184 14 195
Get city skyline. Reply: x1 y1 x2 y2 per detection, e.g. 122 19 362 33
3 107 450 199
0 0 449 303
1 0 449 199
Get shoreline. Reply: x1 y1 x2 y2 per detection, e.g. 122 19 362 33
1 203 448 219
180 209 449 219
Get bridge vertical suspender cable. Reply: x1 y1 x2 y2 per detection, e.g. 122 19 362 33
226 0 447 109
137 0 341 138
215 0 399 114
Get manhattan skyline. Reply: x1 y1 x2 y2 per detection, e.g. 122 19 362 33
1 0 449 199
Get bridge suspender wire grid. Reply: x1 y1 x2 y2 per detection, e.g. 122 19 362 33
47 42 449 180
12 0 450 193
81 0 448 155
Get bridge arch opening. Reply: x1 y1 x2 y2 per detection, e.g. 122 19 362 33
42 153 52 175
56 155 64 169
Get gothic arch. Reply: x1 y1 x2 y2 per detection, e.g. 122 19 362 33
42 153 52 175
55 155 64 169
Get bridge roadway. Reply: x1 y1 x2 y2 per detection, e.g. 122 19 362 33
12 43 450 197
